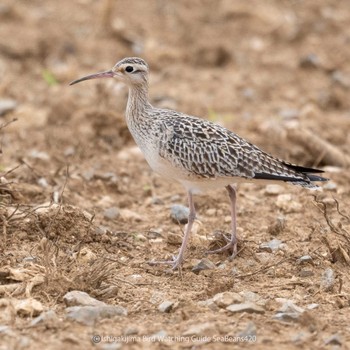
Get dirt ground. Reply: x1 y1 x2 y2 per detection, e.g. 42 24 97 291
1 0 350 349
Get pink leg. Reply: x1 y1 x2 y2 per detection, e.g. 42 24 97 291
207 184 238 258
149 190 196 270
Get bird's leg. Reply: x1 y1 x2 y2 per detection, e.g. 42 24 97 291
207 184 238 258
148 190 196 270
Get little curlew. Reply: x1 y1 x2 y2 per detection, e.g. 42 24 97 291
70 57 328 270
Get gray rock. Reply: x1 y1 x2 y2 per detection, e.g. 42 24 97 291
197 298 219 311
259 239 283 253
331 70 350 88
66 305 127 326
63 291 106 307
226 302 265 314
297 255 313 265
320 267 335 291
30 310 59 327
213 292 243 308
323 182 337 191
0 99 17 116
274 298 304 323
278 108 299 120
192 258 216 273
15 298 43 317
299 53 320 69
273 311 301 322
158 300 174 313
237 322 257 338
325 334 342 346
170 204 189 224
103 207 120 220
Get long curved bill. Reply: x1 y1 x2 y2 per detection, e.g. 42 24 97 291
69 70 115 85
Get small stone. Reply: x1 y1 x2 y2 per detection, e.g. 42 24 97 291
0 99 17 116
182 322 214 336
297 255 313 264
299 53 320 69
237 322 257 338
267 216 286 235
306 303 319 310
63 291 106 307
64 146 76 157
206 208 216 216
120 209 143 222
170 204 189 224
103 207 120 220
265 184 284 195
197 298 219 311
320 267 335 291
273 312 301 322
30 310 59 327
331 70 350 88
239 291 266 306
37 177 49 188
273 298 304 322
276 194 302 213
166 232 182 245
325 334 342 346
192 258 216 273
213 292 243 308
82 169 95 181
158 300 174 313
15 298 43 317
226 302 265 314
259 239 283 253
65 305 127 326
323 182 337 191
278 109 299 120
29 150 50 161
124 327 139 335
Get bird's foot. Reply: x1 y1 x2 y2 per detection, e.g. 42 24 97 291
207 234 238 260
148 254 184 270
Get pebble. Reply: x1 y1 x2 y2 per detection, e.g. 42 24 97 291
29 150 50 161
206 208 216 216
324 334 342 346
320 267 335 291
103 207 120 220
65 305 127 326
170 204 189 224
166 232 182 245
63 291 106 307
197 298 219 312
239 291 266 306
192 258 216 273
297 255 313 265
237 322 257 338
0 99 17 116
182 322 214 336
331 70 350 88
15 298 43 317
158 300 175 313
213 292 243 308
120 209 143 222
323 182 337 191
273 298 304 323
299 53 320 69
278 109 299 120
267 216 286 235
30 310 59 327
276 194 302 213
264 184 284 195
259 239 283 253
226 302 265 314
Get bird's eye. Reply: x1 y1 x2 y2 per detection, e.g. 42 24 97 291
125 66 134 73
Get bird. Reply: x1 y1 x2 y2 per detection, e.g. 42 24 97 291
70 57 328 270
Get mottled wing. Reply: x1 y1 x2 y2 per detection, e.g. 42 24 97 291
157 112 325 186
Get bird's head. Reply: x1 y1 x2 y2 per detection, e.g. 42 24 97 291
70 57 149 87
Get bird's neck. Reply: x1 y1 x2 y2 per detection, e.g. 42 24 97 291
126 83 152 119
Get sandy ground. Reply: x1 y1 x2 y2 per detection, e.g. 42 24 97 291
1 1 350 349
